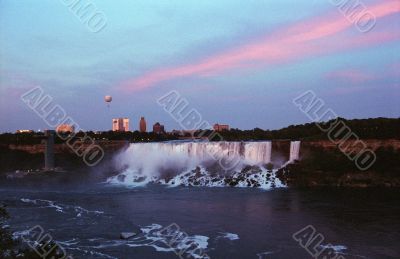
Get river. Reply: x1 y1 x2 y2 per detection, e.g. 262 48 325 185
1 174 399 258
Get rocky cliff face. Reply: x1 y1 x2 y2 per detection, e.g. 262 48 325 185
276 139 400 188
277 163 400 188
301 139 400 152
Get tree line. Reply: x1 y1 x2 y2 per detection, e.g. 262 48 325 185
0 117 398 145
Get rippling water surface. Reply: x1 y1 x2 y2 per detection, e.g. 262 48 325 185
1 171 399 259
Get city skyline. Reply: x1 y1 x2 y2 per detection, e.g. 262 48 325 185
0 0 399 132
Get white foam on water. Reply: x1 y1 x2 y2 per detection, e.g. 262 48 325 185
124 224 209 258
66 247 118 259
257 251 276 257
12 229 31 240
107 169 155 187
20 198 104 217
21 198 64 213
109 165 285 190
218 232 239 241
319 244 347 253
20 198 35 204
57 238 80 247
88 238 104 242
85 240 127 249
11 222 242 259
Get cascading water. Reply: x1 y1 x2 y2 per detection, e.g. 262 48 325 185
107 141 285 189
289 141 301 162
244 142 272 164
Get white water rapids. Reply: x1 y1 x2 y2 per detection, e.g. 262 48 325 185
107 141 295 189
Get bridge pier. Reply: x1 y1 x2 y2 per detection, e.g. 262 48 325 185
44 130 55 170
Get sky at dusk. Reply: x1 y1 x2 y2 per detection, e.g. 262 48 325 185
0 0 399 132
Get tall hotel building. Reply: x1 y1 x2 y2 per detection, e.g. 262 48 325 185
139 117 147 133
112 118 130 132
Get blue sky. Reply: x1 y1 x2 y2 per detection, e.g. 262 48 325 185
0 0 399 132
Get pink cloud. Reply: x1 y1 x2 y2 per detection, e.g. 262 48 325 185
121 1 400 92
329 83 400 96
326 69 376 83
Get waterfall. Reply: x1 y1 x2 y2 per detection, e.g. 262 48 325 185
107 141 286 189
289 141 301 162
114 141 273 172
243 141 271 164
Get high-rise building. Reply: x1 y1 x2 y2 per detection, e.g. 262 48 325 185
139 117 147 132
152 122 165 134
112 118 129 132
213 123 230 132
123 119 129 131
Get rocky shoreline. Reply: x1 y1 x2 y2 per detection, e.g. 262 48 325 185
276 162 400 188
